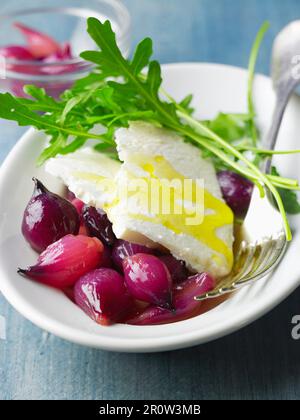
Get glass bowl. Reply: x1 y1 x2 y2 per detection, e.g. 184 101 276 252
0 0 131 98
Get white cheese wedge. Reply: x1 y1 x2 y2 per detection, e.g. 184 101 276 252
46 148 121 208
45 122 234 277
111 122 234 277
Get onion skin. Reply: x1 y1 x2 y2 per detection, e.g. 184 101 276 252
100 245 113 268
78 224 89 236
127 273 215 325
0 46 37 79
83 206 116 247
112 240 155 270
42 43 72 62
71 198 84 217
41 43 75 75
74 269 134 325
0 45 34 60
159 255 188 283
14 22 61 59
18 235 104 289
64 286 75 303
22 179 80 253
217 171 254 218
123 254 173 309
66 190 76 202
71 198 88 236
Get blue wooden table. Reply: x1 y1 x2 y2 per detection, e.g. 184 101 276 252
1 0 300 400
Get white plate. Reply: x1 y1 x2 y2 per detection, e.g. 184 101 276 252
1 63 300 353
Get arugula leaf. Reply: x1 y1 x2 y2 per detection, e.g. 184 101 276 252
0 93 106 140
58 137 88 156
205 113 252 143
0 92 112 163
37 133 67 166
82 19 179 127
92 86 122 112
68 71 106 93
131 38 153 75
179 94 194 115
146 61 162 97
271 167 300 214
0 93 57 128
81 19 127 77
23 85 57 104
60 95 85 124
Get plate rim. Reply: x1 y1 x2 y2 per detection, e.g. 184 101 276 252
1 62 300 353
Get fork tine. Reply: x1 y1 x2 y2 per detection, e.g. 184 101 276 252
196 233 287 301
196 185 288 302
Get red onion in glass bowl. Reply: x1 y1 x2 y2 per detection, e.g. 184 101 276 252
0 45 34 60
14 22 61 59
43 43 72 62
0 21 79 97
0 3 131 98
22 179 80 253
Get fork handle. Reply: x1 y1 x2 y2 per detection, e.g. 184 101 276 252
263 79 297 173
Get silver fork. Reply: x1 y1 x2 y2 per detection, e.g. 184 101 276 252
197 21 300 300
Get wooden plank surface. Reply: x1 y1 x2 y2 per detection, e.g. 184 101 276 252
1 0 300 400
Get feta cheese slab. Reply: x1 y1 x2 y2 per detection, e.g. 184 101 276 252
45 123 234 277
46 148 121 208
112 122 234 277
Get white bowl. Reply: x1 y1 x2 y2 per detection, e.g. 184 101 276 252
1 63 300 353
